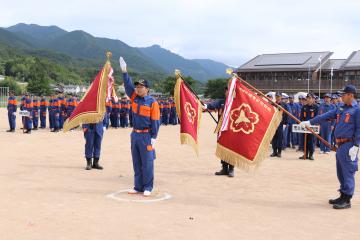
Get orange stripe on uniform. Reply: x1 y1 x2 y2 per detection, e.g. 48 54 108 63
344 113 351 123
130 92 137 102
139 105 151 117
132 102 138 113
151 101 160 120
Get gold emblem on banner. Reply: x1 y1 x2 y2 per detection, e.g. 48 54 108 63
230 103 259 134
185 102 196 124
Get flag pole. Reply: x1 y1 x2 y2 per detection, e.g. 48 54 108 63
227 69 336 151
175 70 218 124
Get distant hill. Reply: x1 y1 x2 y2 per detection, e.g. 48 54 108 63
2 23 231 82
192 59 229 78
0 28 33 49
138 45 229 81
7 23 67 47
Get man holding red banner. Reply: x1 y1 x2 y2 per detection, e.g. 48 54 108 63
203 87 235 177
119 57 161 197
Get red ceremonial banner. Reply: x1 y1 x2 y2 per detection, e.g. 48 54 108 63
174 73 202 155
63 57 112 132
216 78 282 169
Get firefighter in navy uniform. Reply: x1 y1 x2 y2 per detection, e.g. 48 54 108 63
299 93 318 160
39 96 48 129
270 92 288 158
32 96 40 130
120 57 161 197
24 94 33 134
301 85 360 209
7 91 17 132
203 87 235 177
83 121 105 170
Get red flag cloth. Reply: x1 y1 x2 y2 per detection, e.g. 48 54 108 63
63 60 112 132
174 74 202 155
216 78 282 169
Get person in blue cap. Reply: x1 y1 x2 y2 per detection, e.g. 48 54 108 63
270 92 288 158
281 93 291 150
297 95 307 151
318 93 335 154
287 94 301 148
300 84 360 209
299 93 318 160
24 93 33 134
6 91 17 133
120 57 161 197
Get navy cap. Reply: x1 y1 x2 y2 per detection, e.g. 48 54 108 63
340 84 357 95
134 78 150 88
289 94 294 99
275 92 282 97
324 93 332 98
335 90 343 95
306 93 315 98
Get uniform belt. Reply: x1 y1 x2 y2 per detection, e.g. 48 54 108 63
133 129 150 133
336 138 352 147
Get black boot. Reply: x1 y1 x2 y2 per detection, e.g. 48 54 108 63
85 158 92 170
329 192 344 205
277 149 282 158
215 163 228 175
333 194 352 209
308 152 314 160
228 165 235 177
270 151 277 157
299 155 306 159
92 157 103 170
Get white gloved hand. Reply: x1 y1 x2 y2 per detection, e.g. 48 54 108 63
202 104 208 110
349 146 359 161
119 56 127 73
151 138 156 149
12 112 16 116
103 126 106 131
300 121 311 128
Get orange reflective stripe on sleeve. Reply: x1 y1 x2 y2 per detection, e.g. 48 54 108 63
344 113 350 123
139 105 151 117
130 92 137 102
132 102 138 113
151 101 160 120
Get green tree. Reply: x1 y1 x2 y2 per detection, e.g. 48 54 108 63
0 77 22 95
26 58 51 95
204 78 228 99
161 75 197 96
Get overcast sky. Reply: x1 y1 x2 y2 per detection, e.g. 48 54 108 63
1 0 359 67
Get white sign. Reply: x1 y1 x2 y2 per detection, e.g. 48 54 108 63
19 110 30 116
292 124 320 134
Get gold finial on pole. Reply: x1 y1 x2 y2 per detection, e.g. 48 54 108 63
175 69 181 79
226 68 234 75
106 51 112 60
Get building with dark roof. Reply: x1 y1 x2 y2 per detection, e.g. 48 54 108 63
237 50 360 94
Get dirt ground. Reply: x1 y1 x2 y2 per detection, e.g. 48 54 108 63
1 108 359 240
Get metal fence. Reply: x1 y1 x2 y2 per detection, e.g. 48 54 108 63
0 87 9 108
